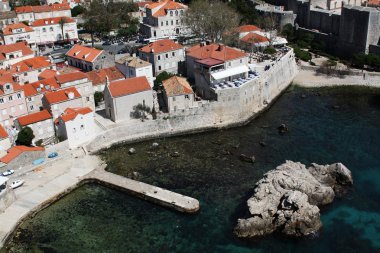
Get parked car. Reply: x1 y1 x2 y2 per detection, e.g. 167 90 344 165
48 152 58 158
10 180 24 189
2 169 14 176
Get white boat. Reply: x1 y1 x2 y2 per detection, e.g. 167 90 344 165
10 180 24 189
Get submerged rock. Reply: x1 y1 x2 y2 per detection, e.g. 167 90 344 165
128 148 136 155
234 160 353 238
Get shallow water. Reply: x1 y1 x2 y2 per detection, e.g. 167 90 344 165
5 86 380 253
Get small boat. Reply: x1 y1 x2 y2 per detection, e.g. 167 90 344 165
48 152 58 158
10 180 24 189
33 158 45 165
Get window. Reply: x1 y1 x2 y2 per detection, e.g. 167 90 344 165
0 98 3 103
5 85 10 90
158 66 162 71
171 20 173 25
176 20 179 25
42 28 46 32
17 93 21 99
80 124 84 130
170 11 173 16
8 95 12 101
24 72 28 76
172 52 175 57
240 59 242 63
49 27 53 31
180 10 184 15
175 10 178 16
86 97 90 102
30 105 34 110
166 21 168 26
158 55 161 60
185 95 189 99
38 69 42 73
28 97 32 102
166 53 168 58
161 21 163 26
172 97 176 102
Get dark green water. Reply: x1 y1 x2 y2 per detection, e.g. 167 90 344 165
5 86 380 253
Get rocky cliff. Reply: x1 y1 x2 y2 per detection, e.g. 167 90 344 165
234 161 353 238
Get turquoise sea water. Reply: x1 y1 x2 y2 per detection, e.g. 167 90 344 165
5 86 380 253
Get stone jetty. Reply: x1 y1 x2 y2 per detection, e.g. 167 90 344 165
83 169 200 213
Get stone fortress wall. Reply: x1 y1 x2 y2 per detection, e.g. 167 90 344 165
85 49 298 153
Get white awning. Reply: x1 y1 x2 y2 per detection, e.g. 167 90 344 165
0 176 8 186
211 65 249 80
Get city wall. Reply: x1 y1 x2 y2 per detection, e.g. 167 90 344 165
85 49 298 153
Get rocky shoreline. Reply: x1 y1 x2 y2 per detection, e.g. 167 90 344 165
234 160 353 238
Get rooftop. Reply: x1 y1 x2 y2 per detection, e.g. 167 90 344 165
0 125 8 139
107 76 151 97
237 25 261 33
0 42 33 61
15 3 70 13
44 86 81 104
116 55 151 68
147 0 187 17
139 39 183 54
32 17 75 27
86 67 124 86
0 146 44 164
66 44 103 63
2 23 33 35
241 32 269 44
58 107 92 123
186 43 246 62
23 79 60 97
162 76 193 97
12 56 52 73
17 110 52 126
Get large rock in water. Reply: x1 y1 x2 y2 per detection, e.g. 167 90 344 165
234 160 353 238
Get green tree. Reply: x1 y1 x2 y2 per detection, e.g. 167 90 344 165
281 23 295 42
154 71 174 91
58 17 67 42
94 91 103 106
71 5 85 17
16 127 35 146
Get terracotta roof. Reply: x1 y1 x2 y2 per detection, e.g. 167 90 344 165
86 67 124 86
66 44 103 63
0 42 33 61
0 145 44 164
196 58 224 67
139 39 183 54
241 32 269 44
23 79 60 97
58 107 92 123
107 76 151 97
147 0 187 17
39 69 58 79
32 17 75 27
0 81 23 96
368 0 380 5
162 76 193 97
0 125 8 139
44 86 81 104
237 25 261 33
55 71 88 84
186 43 246 62
137 1 153 7
12 56 52 73
15 3 70 13
116 55 151 68
17 109 52 126
2 23 33 35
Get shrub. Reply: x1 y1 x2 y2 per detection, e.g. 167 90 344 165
263 47 276 55
293 46 312 62
153 71 174 91
35 139 43 147
94 91 103 106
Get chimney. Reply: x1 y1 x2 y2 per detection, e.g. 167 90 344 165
105 75 110 86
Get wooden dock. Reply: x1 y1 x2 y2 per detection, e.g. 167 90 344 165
83 170 200 213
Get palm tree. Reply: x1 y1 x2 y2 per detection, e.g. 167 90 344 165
59 17 67 43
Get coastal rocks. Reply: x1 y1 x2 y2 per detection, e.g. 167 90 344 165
128 148 136 155
239 154 255 163
234 160 353 238
278 124 289 134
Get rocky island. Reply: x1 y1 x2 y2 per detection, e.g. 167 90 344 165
234 161 353 238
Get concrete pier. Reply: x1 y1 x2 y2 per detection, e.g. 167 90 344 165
83 169 200 213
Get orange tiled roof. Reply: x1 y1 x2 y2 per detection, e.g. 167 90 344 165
66 44 103 63
237 25 261 33
108 76 151 97
44 86 81 104
241 32 269 44
137 1 153 7
147 0 187 17
186 43 246 62
23 79 60 97
55 71 88 84
0 42 33 61
39 69 58 79
0 125 8 139
2 23 34 35
368 0 380 5
0 145 44 164
17 109 52 126
139 39 183 54
162 76 193 96
32 17 75 27
86 67 124 86
15 3 70 13
12 56 52 73
59 107 92 123
0 81 23 96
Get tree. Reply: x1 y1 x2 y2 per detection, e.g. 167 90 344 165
71 5 85 17
154 71 174 91
59 17 67 42
16 127 34 146
182 0 240 43
281 23 295 42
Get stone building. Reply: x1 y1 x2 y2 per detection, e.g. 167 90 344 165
115 54 153 87
162 76 194 113
66 44 115 72
0 11 18 30
1 23 36 48
140 0 189 39
23 79 61 113
0 145 45 170
0 125 11 157
15 3 71 23
0 42 34 69
0 80 28 127
55 107 95 149
15 110 54 145
104 76 153 122
139 39 184 76
86 66 125 93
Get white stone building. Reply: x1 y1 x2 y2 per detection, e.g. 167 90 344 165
15 3 71 23
14 109 54 144
162 76 194 113
55 107 94 149
32 17 78 46
140 0 188 39
0 41 34 69
115 54 153 87
139 39 184 76
104 76 153 122
0 125 11 157
1 23 36 48
86 66 125 93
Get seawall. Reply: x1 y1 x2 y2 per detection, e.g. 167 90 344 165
86 49 298 153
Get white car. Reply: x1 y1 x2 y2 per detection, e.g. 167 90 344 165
2 169 14 176
10 180 24 189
